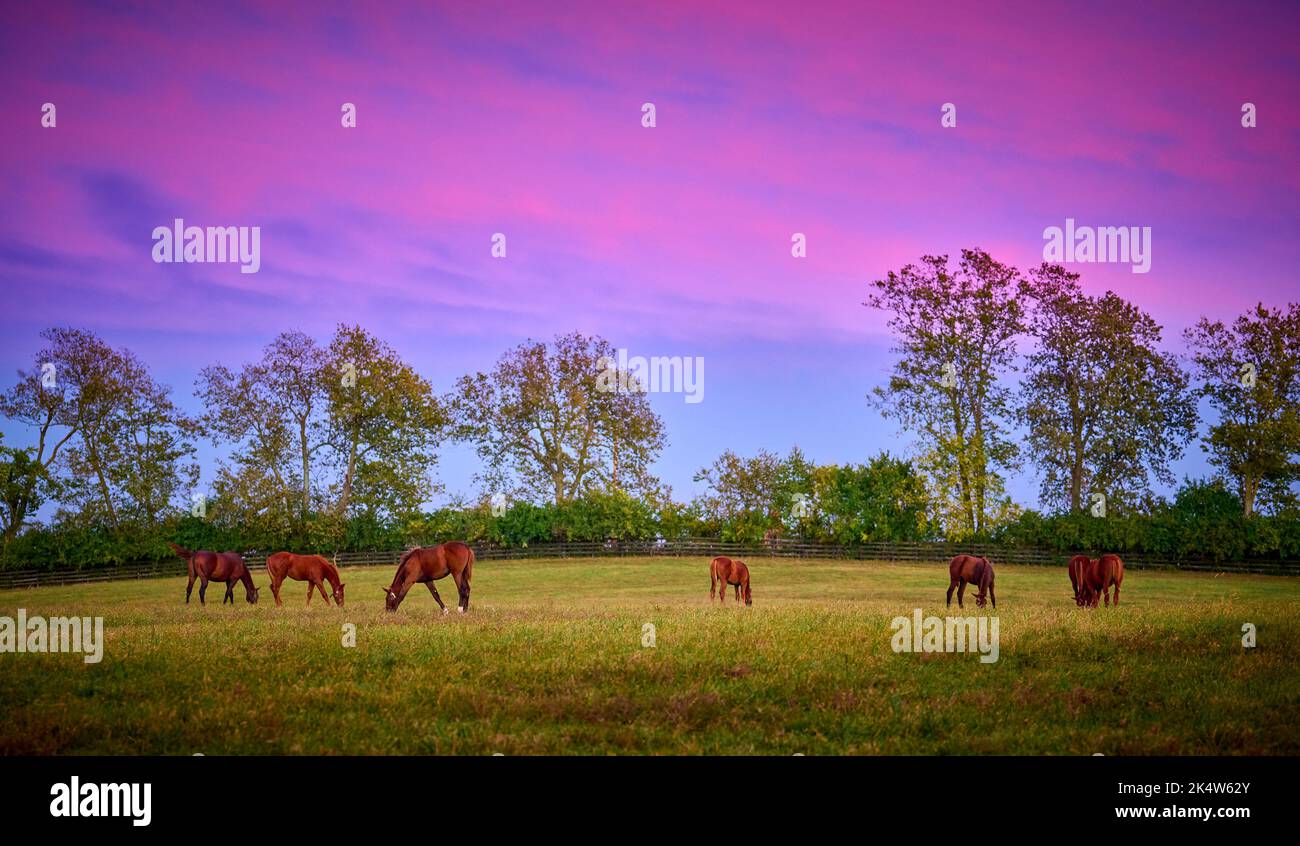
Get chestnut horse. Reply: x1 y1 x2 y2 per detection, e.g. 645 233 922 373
266 552 346 607
946 554 996 609
709 556 752 605
169 543 259 605
383 542 474 613
1068 554 1091 606
1080 553 1124 607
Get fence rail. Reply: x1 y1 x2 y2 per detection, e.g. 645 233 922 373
1 538 1297 589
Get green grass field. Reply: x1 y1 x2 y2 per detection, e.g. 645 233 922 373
1 556 1296 755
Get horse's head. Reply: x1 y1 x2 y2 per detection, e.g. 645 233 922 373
382 586 401 612
246 585 260 604
973 557 992 607
332 582 346 607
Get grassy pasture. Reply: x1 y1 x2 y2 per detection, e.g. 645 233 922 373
0 556 1296 755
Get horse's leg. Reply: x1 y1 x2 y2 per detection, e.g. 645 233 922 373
734 583 740 602
223 581 234 604
316 582 331 605
186 571 196 604
710 568 716 601
270 576 283 607
957 580 966 609
306 581 315 605
199 576 209 605
989 583 996 609
425 582 448 614
1112 582 1120 606
453 567 470 613
946 578 956 607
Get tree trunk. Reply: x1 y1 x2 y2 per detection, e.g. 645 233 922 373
338 436 358 516
300 419 311 522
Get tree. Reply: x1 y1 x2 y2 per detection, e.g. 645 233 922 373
811 454 932 543
0 335 79 538
0 440 59 544
322 324 446 518
1020 265 1196 513
0 328 196 531
449 332 665 504
866 249 1025 537
692 447 812 538
197 331 326 525
1184 303 1300 516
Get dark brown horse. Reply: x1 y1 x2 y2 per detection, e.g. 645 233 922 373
946 554 996 609
1068 554 1091 606
169 543 259 605
266 552 346 607
383 542 475 613
1081 553 1124 607
709 556 752 605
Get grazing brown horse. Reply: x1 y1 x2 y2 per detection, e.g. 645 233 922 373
266 552 346 607
946 554 996 609
169 543 259 605
383 542 475 613
709 556 752 605
1080 553 1124 607
1068 554 1092 606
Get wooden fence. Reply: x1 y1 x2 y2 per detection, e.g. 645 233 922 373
1 538 1297 590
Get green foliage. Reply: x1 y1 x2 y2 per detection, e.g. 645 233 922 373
693 448 936 543
806 455 935 544
1184 303 1300 516
867 249 1026 536
6 472 1300 569
997 478 1300 561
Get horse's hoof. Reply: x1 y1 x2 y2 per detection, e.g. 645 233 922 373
442 608 449 615
457 606 465 614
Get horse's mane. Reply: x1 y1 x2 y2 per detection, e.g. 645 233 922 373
395 547 419 581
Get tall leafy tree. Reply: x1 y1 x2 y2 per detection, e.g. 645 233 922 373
449 332 665 504
1184 303 1300 516
197 330 327 524
323 324 446 518
866 249 1025 537
0 334 79 538
1021 265 1196 513
0 328 195 531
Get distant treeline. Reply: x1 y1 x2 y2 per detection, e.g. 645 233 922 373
3 250 1298 570
4 475 1298 570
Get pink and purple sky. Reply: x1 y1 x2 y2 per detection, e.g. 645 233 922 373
2 0 1298 507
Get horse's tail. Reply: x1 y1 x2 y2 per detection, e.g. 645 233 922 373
167 542 192 560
